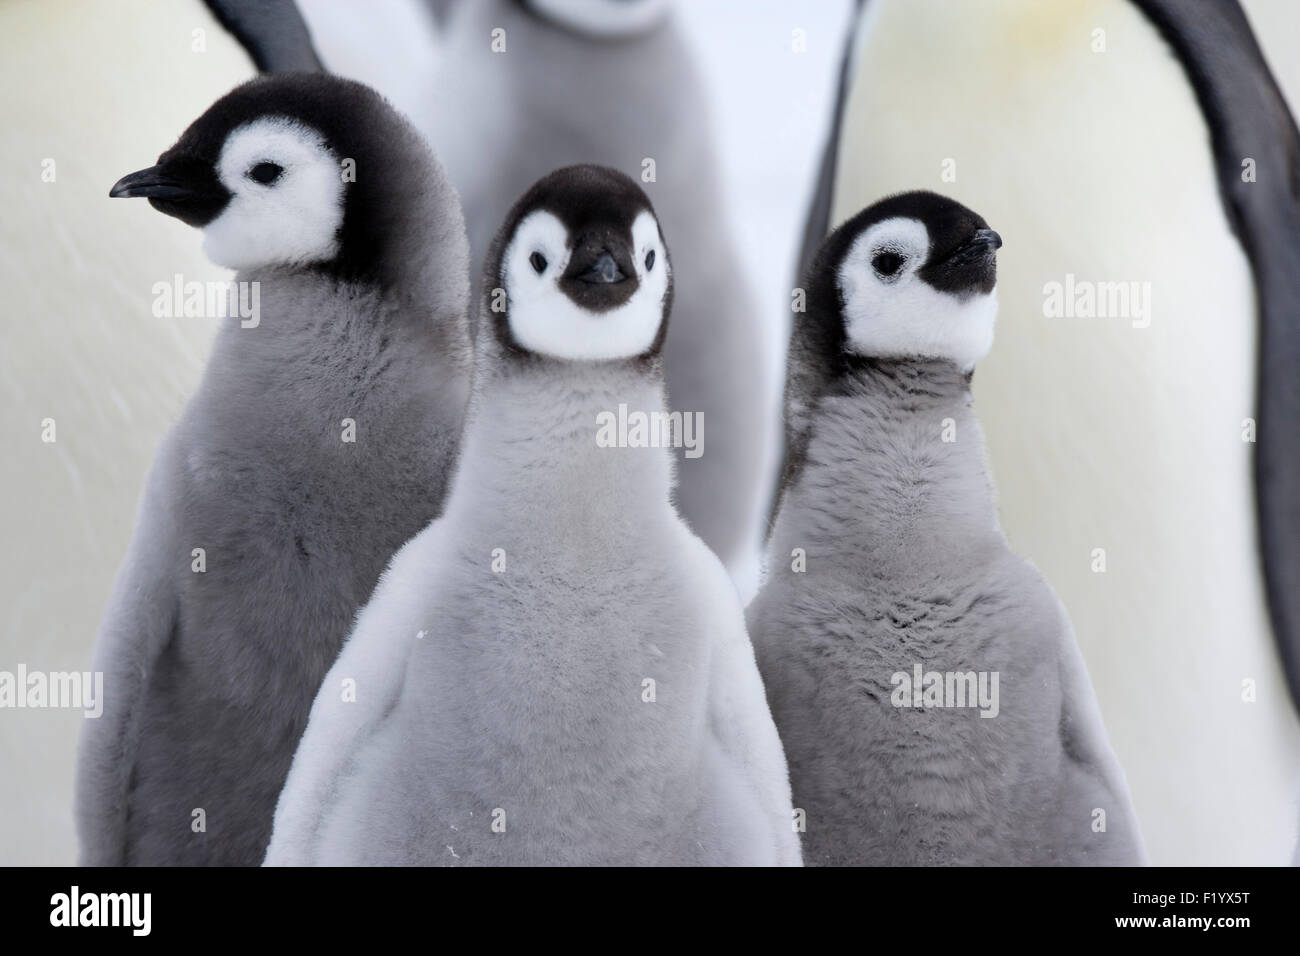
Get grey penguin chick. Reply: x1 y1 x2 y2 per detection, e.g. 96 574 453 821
422 0 768 575
76 73 473 866
265 165 800 867
750 191 1145 866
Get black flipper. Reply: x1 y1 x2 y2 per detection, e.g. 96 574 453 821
1131 0 1300 714
202 0 324 72
793 0 866 284
770 0 867 540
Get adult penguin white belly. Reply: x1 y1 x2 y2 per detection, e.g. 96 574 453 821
0 0 273 864
817 0 1300 865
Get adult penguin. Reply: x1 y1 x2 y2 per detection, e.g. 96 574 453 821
796 0 1300 865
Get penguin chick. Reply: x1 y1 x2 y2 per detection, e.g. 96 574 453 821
423 0 769 576
751 191 1145 866
76 73 473 866
265 165 800 867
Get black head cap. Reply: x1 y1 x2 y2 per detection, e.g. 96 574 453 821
799 190 1001 370
816 190 998 303
109 73 432 283
483 164 673 358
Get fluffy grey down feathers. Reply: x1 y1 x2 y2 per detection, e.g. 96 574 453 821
75 77 473 866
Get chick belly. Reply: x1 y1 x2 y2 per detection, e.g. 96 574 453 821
324 693 714 866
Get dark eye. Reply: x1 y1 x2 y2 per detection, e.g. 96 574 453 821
644 249 655 272
871 250 906 278
529 251 548 274
247 162 283 185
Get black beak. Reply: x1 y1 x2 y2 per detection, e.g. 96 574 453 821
920 227 1001 296
560 234 638 312
109 165 199 201
109 160 230 227
575 251 626 285
969 228 1003 252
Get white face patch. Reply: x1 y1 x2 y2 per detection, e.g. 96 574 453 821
501 209 670 361
202 117 345 271
838 216 997 371
527 0 672 38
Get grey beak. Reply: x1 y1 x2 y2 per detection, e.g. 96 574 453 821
109 166 197 201
576 251 626 285
971 228 1003 251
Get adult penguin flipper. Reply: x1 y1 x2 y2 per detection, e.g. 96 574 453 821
1131 0 1300 715
201 0 324 72
74 442 185 866
769 0 867 540
794 0 866 284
